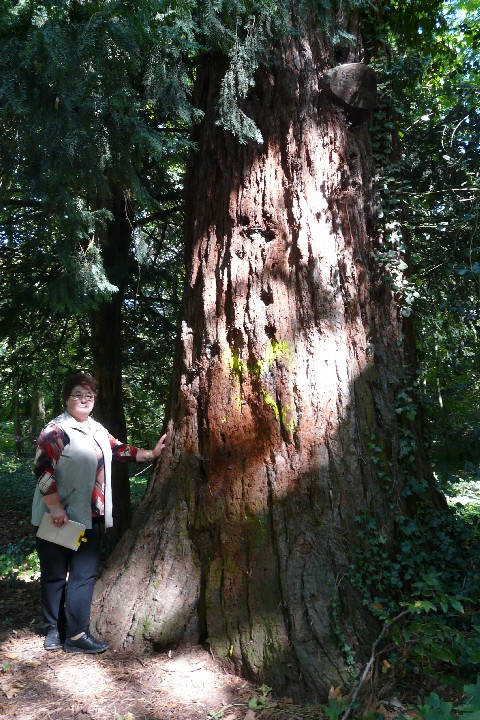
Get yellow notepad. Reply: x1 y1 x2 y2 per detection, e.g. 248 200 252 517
36 514 86 551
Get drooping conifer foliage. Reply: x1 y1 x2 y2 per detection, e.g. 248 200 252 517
0 0 375 441
0 0 195 445
1 0 479 524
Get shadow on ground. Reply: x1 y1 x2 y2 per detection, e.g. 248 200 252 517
0 512 323 720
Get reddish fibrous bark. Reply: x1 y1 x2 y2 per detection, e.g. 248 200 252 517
92 12 440 700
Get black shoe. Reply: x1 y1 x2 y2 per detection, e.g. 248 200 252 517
44 627 62 650
64 631 109 655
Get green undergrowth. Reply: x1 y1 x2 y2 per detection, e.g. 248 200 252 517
437 462 480 515
345 415 480 717
0 537 40 584
0 452 35 512
130 465 150 510
324 675 480 720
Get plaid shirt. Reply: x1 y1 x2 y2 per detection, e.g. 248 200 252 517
34 424 138 519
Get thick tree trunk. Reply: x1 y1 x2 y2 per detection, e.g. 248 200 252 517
93 9 442 700
91 189 132 545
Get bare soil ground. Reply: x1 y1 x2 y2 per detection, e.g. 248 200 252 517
0 512 322 720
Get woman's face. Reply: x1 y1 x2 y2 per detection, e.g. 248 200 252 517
65 384 96 422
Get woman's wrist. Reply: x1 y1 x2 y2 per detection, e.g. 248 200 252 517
137 449 155 462
137 434 166 462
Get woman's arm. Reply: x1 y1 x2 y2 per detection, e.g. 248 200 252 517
110 433 167 462
135 433 167 462
41 492 68 525
34 424 69 526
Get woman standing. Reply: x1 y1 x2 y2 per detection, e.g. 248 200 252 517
32 371 166 654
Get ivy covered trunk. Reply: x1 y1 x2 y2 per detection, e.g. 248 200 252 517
92 6 441 700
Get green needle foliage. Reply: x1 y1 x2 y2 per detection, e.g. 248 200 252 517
0 0 196 305
0 0 197 439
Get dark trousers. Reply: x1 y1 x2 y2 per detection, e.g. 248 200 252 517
36 521 102 638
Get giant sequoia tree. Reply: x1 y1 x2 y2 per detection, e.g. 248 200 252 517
92 1 445 699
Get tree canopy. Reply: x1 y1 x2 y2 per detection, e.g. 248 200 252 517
1 0 478 468
0 0 195 443
377 0 480 471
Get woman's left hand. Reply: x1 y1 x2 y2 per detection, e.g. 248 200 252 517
151 433 167 459
137 433 167 462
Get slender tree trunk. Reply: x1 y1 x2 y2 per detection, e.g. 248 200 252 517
93 7 443 700
90 189 132 545
13 392 24 457
29 392 45 447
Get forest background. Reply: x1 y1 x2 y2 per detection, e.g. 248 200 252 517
1 0 480 716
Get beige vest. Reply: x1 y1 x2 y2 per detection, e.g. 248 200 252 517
31 413 113 529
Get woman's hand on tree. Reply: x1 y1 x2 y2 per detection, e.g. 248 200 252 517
137 433 168 462
152 433 167 459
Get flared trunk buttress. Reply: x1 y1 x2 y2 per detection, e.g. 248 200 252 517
92 13 438 700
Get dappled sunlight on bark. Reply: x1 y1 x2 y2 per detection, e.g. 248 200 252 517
92 10 442 703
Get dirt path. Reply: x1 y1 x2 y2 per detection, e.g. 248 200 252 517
0 513 321 720
0 631 257 720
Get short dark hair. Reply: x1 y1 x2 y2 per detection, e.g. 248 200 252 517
62 371 98 403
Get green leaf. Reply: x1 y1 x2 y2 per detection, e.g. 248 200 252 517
449 598 464 613
418 693 453 720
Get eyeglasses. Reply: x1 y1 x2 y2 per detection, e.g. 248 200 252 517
70 393 95 402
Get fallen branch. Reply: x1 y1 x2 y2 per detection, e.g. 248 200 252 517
341 609 411 720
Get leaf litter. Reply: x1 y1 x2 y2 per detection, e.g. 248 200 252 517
1 512 323 720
